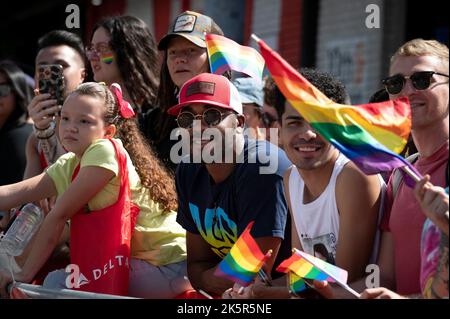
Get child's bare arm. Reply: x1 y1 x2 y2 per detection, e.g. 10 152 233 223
0 173 56 211
17 166 115 283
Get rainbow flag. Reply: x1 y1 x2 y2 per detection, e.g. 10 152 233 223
214 221 268 287
254 35 421 181
288 271 307 295
206 34 265 83
276 249 348 284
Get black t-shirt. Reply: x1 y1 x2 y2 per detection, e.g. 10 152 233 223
176 138 292 278
0 122 32 185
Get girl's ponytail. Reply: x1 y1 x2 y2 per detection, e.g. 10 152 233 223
108 83 177 213
114 116 177 212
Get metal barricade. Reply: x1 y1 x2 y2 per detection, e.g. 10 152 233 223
8 282 138 299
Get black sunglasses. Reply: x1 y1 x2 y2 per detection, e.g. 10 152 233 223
382 71 449 95
176 108 233 129
0 83 12 98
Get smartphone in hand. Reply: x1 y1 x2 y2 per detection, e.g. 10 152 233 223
37 64 65 116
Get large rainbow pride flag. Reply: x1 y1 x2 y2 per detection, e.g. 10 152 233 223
214 221 268 287
206 34 265 83
254 35 420 181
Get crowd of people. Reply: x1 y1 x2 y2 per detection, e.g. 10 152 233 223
0 10 448 300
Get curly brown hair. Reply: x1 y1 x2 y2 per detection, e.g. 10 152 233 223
71 82 177 212
92 16 160 112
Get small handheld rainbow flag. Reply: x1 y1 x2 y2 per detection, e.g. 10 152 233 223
288 271 307 295
252 34 422 186
214 221 269 287
206 34 265 83
277 249 348 283
277 248 360 297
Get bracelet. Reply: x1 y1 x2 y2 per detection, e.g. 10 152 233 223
34 121 55 139
36 130 55 140
33 124 51 131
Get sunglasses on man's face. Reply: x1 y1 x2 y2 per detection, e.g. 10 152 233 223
382 71 449 95
0 84 12 98
176 108 233 129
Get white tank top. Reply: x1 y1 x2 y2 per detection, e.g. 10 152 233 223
288 153 385 264
289 153 349 264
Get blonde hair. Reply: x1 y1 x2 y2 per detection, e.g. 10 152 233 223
391 38 449 70
68 82 178 212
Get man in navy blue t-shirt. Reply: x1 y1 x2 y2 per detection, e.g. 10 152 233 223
167 73 291 296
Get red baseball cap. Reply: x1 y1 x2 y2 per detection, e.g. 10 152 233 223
167 73 243 116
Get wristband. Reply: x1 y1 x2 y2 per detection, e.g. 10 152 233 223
36 130 55 140
34 121 55 139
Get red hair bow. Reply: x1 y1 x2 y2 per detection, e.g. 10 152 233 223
110 83 135 119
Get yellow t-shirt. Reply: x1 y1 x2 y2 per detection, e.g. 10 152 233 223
46 138 186 266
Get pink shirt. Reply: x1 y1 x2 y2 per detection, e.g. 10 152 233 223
381 140 448 295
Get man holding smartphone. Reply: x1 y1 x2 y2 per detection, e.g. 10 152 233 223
4 30 87 286
24 30 86 180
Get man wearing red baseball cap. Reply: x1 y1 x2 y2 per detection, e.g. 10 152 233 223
168 73 292 297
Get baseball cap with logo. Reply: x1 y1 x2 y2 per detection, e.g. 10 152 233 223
167 73 243 116
158 11 224 50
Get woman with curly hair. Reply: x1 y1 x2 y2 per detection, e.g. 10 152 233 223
86 15 159 114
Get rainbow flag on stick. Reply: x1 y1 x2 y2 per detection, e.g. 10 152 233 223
206 34 265 83
277 248 360 298
214 221 270 287
288 271 307 295
252 34 421 186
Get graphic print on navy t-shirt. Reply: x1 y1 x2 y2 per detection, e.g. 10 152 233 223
176 138 293 264
188 202 237 258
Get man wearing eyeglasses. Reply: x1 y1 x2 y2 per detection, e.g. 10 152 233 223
313 39 449 299
168 73 292 296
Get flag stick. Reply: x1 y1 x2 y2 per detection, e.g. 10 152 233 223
251 33 261 43
257 269 272 286
183 276 213 299
198 289 214 299
204 32 213 74
400 165 421 183
258 249 273 286
340 284 361 298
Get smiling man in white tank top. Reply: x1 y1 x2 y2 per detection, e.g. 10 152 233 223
225 69 386 300
277 69 385 286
